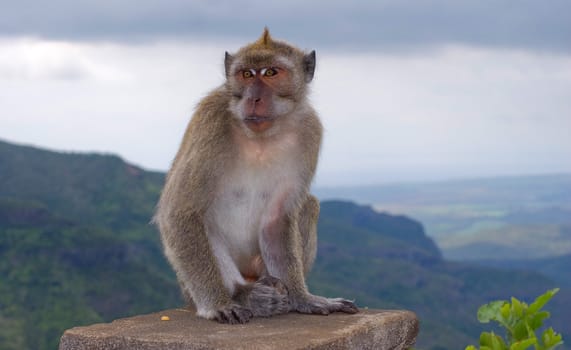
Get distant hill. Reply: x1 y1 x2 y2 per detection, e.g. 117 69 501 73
0 139 164 229
0 139 569 350
315 174 571 209
473 253 571 287
315 174 571 261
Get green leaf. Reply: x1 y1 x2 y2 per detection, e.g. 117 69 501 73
509 338 536 350
467 289 564 350
528 288 559 314
541 327 563 349
491 333 508 350
511 297 524 319
500 303 511 322
480 332 495 346
480 332 508 350
528 311 550 330
478 301 506 323
512 322 529 342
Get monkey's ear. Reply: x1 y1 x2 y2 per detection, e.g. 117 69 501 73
224 52 234 78
303 50 316 83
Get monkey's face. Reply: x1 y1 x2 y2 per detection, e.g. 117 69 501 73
224 29 316 135
226 55 302 134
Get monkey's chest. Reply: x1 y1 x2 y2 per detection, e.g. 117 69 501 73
207 156 301 267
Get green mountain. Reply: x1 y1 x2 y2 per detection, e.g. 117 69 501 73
0 139 568 350
0 140 180 350
0 139 164 229
473 253 571 287
315 174 571 261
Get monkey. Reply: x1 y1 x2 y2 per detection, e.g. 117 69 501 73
154 28 358 324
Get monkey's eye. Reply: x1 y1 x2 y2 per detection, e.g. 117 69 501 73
262 68 278 77
242 69 256 79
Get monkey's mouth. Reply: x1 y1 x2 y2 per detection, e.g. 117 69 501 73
244 115 275 132
244 115 275 124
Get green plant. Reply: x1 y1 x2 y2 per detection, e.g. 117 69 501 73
465 288 563 350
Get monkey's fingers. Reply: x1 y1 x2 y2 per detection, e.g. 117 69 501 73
295 302 331 315
214 304 254 324
293 295 359 315
335 298 359 314
292 295 333 315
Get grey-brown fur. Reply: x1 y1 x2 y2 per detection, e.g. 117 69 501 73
154 29 358 324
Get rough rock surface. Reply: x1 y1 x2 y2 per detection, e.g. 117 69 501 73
59 308 419 350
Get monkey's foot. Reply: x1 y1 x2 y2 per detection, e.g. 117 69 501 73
247 276 290 317
213 304 253 324
291 294 359 315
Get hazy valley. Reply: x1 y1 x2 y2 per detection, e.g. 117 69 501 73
315 175 571 281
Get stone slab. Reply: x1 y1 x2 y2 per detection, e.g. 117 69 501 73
59 308 419 350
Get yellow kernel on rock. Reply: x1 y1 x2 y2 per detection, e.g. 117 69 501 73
160 316 170 321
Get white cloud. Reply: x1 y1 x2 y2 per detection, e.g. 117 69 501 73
313 46 571 184
0 38 243 170
0 38 570 185
0 38 130 81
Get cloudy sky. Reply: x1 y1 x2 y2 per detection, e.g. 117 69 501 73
1 1 570 186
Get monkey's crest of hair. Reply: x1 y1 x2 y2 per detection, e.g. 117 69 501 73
253 27 273 48
233 28 305 65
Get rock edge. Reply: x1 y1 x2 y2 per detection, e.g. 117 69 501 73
59 308 419 350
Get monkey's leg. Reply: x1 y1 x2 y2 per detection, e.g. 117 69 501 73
161 213 254 324
259 196 359 315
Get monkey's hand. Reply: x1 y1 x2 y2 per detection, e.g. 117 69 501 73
290 293 359 315
213 304 254 324
233 276 290 318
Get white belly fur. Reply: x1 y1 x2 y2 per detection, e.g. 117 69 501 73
205 131 302 289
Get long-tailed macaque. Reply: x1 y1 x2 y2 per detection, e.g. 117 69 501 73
155 28 358 324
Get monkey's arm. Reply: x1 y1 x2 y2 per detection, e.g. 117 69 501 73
259 197 358 315
158 210 255 323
